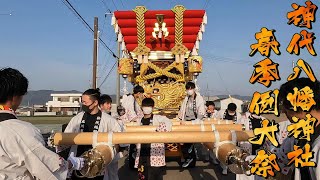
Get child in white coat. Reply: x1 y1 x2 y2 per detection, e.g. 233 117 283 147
135 98 172 180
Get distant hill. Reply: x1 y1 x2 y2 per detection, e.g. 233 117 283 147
21 90 117 106
21 90 82 106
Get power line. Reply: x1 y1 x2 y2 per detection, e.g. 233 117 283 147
61 0 118 59
119 0 125 9
210 60 231 95
99 42 116 77
99 61 117 88
111 0 118 10
203 0 210 9
100 0 112 12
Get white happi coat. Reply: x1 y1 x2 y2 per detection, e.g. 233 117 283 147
0 110 68 180
121 94 144 122
134 115 172 168
64 111 122 180
214 109 242 122
178 93 206 121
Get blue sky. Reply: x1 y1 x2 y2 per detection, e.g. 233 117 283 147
1 0 320 96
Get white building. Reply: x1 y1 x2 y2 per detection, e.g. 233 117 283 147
203 96 220 102
46 94 82 115
213 97 244 113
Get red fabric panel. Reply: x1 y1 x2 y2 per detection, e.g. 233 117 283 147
125 43 194 51
114 9 205 52
120 27 200 36
117 18 203 28
183 10 205 18
114 11 136 19
123 35 197 44
114 10 205 19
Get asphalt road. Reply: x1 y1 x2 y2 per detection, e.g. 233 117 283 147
117 152 236 180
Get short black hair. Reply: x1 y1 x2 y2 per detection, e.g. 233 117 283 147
186 81 196 89
206 101 215 107
83 88 101 101
0 68 28 104
279 77 320 112
99 94 112 105
227 103 237 111
142 98 155 107
133 85 144 94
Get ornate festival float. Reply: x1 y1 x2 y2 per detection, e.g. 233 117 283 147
114 5 205 116
50 5 255 178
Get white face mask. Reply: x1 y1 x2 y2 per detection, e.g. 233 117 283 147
142 107 153 115
228 111 236 116
187 90 194 96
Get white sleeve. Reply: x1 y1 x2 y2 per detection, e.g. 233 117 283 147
55 114 82 153
197 96 206 120
64 113 82 133
178 98 187 120
5 128 68 180
125 96 139 121
214 110 222 119
110 117 122 132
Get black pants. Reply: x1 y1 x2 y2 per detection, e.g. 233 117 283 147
182 143 196 163
138 166 165 180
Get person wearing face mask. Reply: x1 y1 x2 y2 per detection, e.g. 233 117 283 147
134 98 172 180
178 81 205 168
60 88 122 180
0 68 84 180
215 103 242 122
99 94 113 115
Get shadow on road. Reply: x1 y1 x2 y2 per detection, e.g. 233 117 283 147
118 155 235 180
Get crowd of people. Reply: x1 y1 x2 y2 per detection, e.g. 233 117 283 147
0 67 319 180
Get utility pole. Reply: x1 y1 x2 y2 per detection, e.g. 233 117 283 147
92 17 98 89
206 83 209 101
116 42 120 106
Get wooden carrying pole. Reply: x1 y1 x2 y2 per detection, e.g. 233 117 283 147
53 131 253 146
125 119 234 126
125 124 244 132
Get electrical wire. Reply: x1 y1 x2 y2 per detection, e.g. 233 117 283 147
61 0 118 58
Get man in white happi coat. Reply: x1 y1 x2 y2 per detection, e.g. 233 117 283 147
0 68 83 180
134 98 172 180
215 102 242 122
178 81 206 168
60 89 122 180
